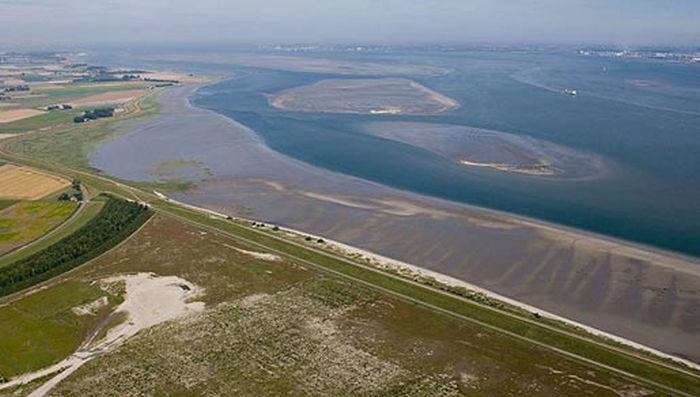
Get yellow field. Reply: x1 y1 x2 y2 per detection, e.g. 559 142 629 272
0 108 45 123
0 164 71 200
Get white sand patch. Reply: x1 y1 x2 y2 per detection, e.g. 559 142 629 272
1 273 204 396
223 243 281 261
71 296 109 316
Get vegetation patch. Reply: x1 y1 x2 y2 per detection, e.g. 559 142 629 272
149 159 211 184
0 194 152 297
0 200 77 255
0 280 120 379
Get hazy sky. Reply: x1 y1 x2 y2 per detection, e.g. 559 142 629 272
1 0 699 48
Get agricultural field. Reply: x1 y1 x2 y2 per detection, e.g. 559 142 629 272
0 200 76 255
0 215 687 397
0 194 152 297
0 164 70 200
0 109 45 124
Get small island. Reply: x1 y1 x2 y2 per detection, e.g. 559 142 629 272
364 122 603 178
268 78 459 115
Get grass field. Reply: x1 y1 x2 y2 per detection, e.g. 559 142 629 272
0 82 153 135
0 280 121 379
0 201 77 255
0 199 104 268
0 164 70 200
0 110 81 135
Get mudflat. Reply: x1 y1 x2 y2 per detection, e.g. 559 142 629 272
363 121 603 178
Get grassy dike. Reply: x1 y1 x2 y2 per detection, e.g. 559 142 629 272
0 87 698 396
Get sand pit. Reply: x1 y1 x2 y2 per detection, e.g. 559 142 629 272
1 273 204 396
68 89 149 107
0 108 45 123
0 164 71 200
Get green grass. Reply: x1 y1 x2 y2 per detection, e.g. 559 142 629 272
0 201 77 255
0 194 152 297
0 199 104 268
0 200 16 211
0 280 118 378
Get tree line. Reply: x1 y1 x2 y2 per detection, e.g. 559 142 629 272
0 195 152 297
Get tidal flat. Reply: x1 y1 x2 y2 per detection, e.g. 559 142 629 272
363 121 603 178
92 83 700 363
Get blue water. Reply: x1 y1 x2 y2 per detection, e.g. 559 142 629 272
138 50 700 257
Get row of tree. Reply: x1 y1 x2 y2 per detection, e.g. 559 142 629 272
0 195 152 297
74 108 115 123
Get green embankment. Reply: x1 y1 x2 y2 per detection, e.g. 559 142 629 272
0 194 152 297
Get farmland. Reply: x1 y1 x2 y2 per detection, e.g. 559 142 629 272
0 164 70 200
0 109 45 124
0 194 152 297
0 201 76 255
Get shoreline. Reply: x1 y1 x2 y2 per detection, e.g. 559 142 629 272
153 190 700 371
90 79 700 362
187 79 700 270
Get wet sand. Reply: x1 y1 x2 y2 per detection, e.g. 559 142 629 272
92 84 700 362
363 121 602 178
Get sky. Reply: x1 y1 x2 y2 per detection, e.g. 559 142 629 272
1 0 699 48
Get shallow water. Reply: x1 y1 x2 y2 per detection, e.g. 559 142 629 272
93 49 700 257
